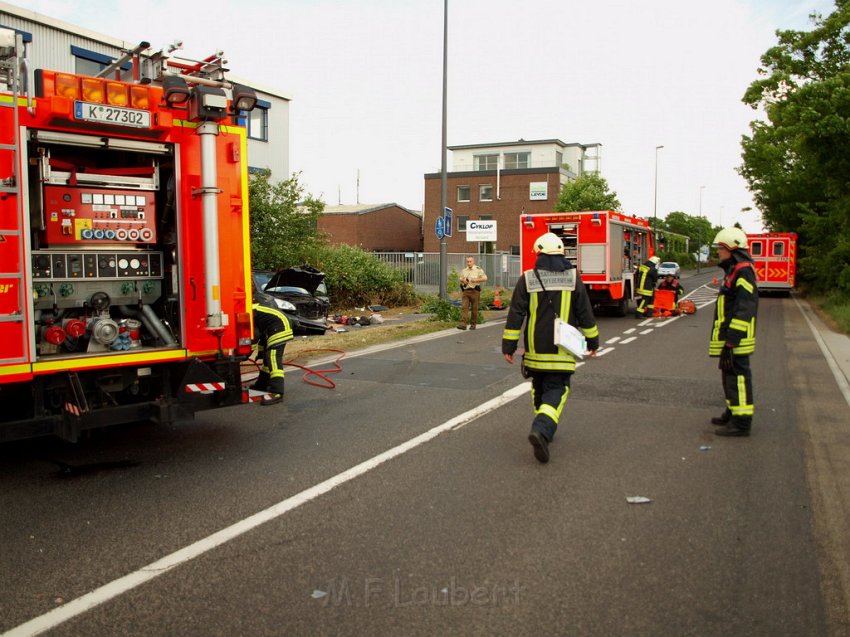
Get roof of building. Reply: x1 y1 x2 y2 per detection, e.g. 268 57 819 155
322 204 421 217
448 139 601 151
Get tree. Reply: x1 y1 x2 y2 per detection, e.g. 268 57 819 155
249 170 325 270
555 173 621 212
739 1 850 293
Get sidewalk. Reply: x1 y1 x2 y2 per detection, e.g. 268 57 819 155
795 296 850 410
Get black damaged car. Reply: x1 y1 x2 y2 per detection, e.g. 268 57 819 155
252 265 330 335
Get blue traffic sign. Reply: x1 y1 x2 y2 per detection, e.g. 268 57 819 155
444 207 453 237
435 215 445 240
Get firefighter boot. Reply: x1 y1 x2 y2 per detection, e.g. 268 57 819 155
260 391 283 406
711 409 731 425
250 371 270 392
528 431 550 464
715 424 750 437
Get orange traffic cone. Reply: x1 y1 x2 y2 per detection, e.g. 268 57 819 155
493 287 503 309
712 275 719 285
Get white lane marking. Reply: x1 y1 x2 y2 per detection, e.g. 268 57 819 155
3 382 530 637
793 296 850 410
606 336 621 344
639 329 654 335
621 336 638 344
623 328 636 334
595 348 613 357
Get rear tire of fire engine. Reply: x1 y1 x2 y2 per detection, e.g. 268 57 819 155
614 296 628 317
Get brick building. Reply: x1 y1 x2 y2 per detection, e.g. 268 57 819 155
318 204 423 252
423 139 601 254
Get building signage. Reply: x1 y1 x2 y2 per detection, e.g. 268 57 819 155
466 220 497 242
529 181 548 200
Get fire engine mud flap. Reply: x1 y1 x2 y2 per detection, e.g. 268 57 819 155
169 358 244 417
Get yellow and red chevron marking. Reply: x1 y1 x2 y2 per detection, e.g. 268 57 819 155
184 382 226 393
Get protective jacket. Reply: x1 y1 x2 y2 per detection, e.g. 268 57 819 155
502 254 599 373
709 250 758 356
636 259 658 297
253 294 294 348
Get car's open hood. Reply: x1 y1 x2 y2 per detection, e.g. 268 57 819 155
264 265 326 294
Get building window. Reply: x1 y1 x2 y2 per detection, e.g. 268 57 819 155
479 185 493 202
457 185 470 202
474 154 499 171
71 45 130 79
479 214 492 221
556 151 563 168
504 152 530 169
458 216 469 232
248 105 269 142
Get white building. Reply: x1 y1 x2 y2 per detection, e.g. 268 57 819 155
0 1 291 180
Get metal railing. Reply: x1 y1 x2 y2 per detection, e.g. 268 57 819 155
373 252 522 294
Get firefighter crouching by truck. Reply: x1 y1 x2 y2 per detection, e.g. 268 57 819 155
635 255 661 318
250 293 294 406
709 227 758 437
502 232 599 463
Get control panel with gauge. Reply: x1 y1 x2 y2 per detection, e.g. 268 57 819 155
42 185 158 245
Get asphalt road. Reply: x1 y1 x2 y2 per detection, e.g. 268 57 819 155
2 271 849 636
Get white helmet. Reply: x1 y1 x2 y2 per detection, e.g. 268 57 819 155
713 227 748 250
649 256 661 265
533 232 565 255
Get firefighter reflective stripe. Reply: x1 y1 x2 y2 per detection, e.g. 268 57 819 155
502 327 521 342
522 351 577 372
727 376 754 417
582 324 600 339
729 318 750 333
533 386 570 424
736 277 754 294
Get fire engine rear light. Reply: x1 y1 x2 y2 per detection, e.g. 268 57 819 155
236 311 253 356
55 73 80 100
82 77 105 103
130 85 151 109
107 81 129 106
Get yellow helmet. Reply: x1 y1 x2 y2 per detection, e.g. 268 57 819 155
713 227 748 250
533 232 565 255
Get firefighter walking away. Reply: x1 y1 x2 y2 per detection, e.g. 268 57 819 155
635 255 661 318
251 293 294 405
502 232 599 463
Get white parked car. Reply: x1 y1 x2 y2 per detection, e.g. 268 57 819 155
657 261 680 277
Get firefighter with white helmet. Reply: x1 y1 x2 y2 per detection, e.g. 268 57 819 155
635 255 661 317
709 226 758 436
502 232 599 463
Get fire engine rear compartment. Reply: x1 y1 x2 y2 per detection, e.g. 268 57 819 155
1 128 242 442
26 131 183 362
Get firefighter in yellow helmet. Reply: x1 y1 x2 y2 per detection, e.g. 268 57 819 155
251 292 294 406
709 227 758 436
635 255 661 317
502 232 599 463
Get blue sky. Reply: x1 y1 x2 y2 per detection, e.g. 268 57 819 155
10 0 838 231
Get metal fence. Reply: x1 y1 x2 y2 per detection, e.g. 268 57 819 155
373 252 522 294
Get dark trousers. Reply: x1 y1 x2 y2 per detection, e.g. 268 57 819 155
636 292 654 316
529 371 573 442
461 289 481 326
720 354 754 428
255 343 286 394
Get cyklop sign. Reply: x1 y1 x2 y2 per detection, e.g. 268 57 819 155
466 220 497 242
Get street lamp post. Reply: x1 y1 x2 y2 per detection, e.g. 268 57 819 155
653 145 663 231
697 185 705 274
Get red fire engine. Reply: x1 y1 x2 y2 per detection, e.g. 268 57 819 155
747 232 797 294
0 33 259 441
519 210 656 316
